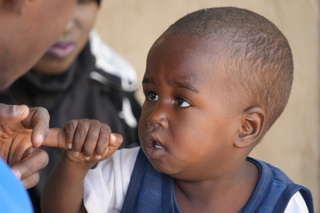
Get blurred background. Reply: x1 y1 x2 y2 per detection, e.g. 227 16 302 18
95 0 319 211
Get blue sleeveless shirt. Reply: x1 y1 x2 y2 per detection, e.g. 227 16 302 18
121 149 313 213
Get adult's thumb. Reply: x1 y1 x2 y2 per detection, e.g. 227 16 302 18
0 104 29 123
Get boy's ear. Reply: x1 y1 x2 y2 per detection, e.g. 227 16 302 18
235 107 265 148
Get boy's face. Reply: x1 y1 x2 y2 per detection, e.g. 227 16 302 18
139 35 242 181
0 0 76 90
32 0 99 75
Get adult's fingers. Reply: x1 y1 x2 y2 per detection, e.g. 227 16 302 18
42 128 68 150
0 104 29 123
19 173 40 189
21 107 50 148
11 148 48 189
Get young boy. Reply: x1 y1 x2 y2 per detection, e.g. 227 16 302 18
41 7 314 213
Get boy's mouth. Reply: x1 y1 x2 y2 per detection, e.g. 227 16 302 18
149 140 164 149
144 134 167 158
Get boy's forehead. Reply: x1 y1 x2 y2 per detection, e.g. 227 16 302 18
152 33 228 59
148 34 228 75
146 35 231 89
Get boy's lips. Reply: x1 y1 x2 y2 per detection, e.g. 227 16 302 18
144 134 167 158
46 41 75 59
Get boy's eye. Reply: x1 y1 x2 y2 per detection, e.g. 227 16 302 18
176 97 191 108
145 91 158 102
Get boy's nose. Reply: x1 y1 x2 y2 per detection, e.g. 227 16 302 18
147 104 169 129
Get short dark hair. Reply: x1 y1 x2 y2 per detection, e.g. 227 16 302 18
164 7 293 130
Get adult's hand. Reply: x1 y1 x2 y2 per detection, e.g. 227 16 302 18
0 104 50 188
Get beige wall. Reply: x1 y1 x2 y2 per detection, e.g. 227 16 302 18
95 0 319 211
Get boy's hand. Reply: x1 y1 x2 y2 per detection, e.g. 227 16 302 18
43 119 123 164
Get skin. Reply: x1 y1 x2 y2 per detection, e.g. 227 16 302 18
41 34 266 213
32 0 99 75
41 120 123 213
139 35 262 212
0 0 76 188
0 0 77 89
0 104 50 188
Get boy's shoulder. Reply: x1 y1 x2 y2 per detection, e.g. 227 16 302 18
242 157 314 212
247 157 293 183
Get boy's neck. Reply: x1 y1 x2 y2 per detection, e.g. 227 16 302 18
174 160 258 213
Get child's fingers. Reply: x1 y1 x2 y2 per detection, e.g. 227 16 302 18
82 121 109 160
64 120 78 150
102 133 123 157
94 125 113 159
45 119 122 161
109 133 123 148
67 120 89 156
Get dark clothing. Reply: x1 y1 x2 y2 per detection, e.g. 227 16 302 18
121 149 314 213
0 32 141 212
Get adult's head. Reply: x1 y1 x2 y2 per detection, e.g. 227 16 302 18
0 0 77 90
32 0 100 75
